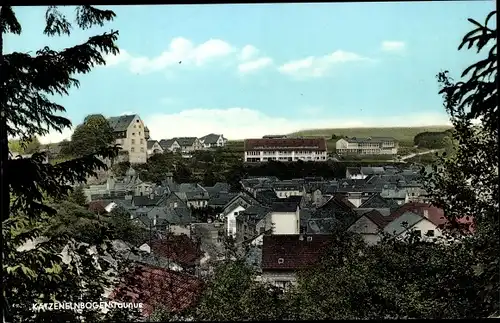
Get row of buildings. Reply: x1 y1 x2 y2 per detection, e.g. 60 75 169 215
76 163 472 317
106 114 398 164
107 114 228 163
241 136 399 163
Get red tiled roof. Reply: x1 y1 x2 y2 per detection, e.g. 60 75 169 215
88 200 107 214
150 234 204 267
389 202 475 233
111 264 203 316
244 138 327 152
262 234 333 271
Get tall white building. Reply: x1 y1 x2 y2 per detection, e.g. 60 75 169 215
108 114 148 164
243 138 328 163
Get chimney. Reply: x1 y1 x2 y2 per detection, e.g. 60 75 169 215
150 192 155 200
423 209 429 218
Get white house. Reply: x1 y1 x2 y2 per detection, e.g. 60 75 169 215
244 138 327 163
273 181 304 199
199 133 227 149
226 205 246 238
252 203 300 246
147 140 164 156
383 209 444 241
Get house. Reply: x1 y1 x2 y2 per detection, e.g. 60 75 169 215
110 264 203 317
336 137 398 156
348 209 393 245
159 139 181 152
261 234 333 289
235 205 271 243
199 133 227 149
253 202 300 246
346 167 365 180
108 114 148 164
172 137 203 152
243 138 328 163
147 140 164 156
383 209 445 241
272 180 304 199
381 188 409 205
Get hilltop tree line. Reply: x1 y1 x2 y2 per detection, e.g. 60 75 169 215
2 5 497 322
413 129 455 149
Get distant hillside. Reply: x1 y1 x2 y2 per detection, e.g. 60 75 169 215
288 126 453 144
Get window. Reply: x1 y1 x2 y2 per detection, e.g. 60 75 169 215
278 258 284 264
132 132 135 136
140 139 144 144
131 139 135 144
140 148 144 152
131 147 135 152
426 230 435 237
414 230 422 236
139 132 141 135
307 236 312 242
136 119 139 123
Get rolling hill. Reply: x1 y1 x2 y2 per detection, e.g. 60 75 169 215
287 126 453 144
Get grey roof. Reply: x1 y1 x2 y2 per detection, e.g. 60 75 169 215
208 192 237 206
133 195 162 207
108 115 136 132
200 133 221 144
178 183 203 193
173 137 197 146
381 188 408 199
345 136 397 143
147 140 159 149
272 181 303 191
159 139 176 149
346 167 362 175
270 202 297 213
203 182 231 195
361 167 386 176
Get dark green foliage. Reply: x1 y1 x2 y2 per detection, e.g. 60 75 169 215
413 130 451 149
422 9 498 316
111 160 131 177
106 206 149 246
134 152 179 183
69 114 115 157
67 185 87 207
1 5 141 321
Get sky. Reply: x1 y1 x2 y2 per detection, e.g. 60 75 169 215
5 2 496 143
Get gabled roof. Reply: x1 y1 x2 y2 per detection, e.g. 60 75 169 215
133 195 162 207
108 114 136 132
270 202 298 213
173 137 198 146
147 140 160 149
200 133 222 144
111 264 203 316
262 234 333 270
359 193 399 209
360 209 391 229
159 139 177 149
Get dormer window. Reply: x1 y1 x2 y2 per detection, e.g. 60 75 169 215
307 236 312 242
278 258 284 264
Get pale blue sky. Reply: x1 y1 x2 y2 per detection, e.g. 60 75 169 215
5 2 495 141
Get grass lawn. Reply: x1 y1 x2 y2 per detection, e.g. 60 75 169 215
287 126 452 144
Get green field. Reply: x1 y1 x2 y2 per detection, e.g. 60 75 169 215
288 126 453 144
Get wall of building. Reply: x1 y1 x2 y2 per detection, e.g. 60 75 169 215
244 150 327 163
271 211 300 235
226 205 246 237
